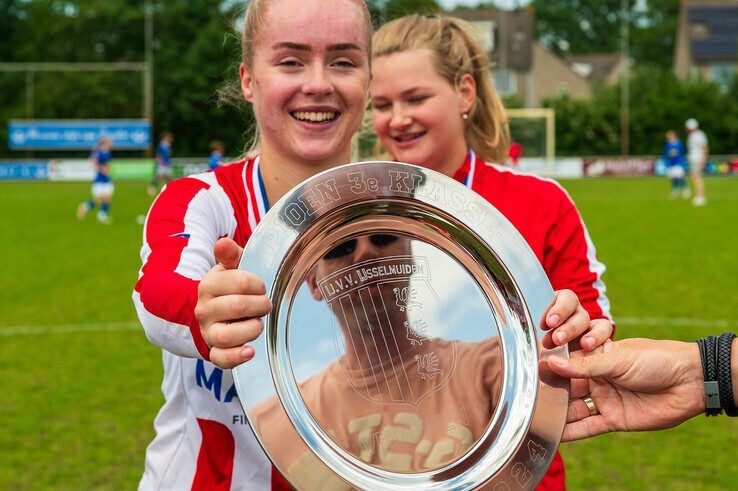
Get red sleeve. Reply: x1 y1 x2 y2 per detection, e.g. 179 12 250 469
543 189 613 326
133 176 232 359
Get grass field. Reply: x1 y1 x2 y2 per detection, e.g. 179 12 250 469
1 177 737 489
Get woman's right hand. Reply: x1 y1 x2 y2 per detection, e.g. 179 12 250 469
195 238 272 369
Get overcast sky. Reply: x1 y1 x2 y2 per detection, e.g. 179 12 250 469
438 0 533 10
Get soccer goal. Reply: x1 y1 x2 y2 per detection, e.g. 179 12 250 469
506 108 555 175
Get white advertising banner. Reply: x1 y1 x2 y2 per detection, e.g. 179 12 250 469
48 159 95 181
517 158 584 179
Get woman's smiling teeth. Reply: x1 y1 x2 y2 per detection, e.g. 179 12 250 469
394 131 425 142
291 111 337 123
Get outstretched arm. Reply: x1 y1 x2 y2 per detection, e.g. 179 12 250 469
548 337 738 441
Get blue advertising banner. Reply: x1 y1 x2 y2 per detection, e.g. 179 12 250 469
0 162 49 180
8 120 151 150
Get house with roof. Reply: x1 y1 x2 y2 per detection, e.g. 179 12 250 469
449 8 623 107
674 0 738 89
565 53 624 86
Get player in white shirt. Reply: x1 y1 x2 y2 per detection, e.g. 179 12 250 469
685 118 709 206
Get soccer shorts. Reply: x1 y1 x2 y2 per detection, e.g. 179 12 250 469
666 165 685 179
688 155 705 175
92 182 114 198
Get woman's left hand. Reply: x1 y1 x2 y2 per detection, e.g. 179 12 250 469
541 289 613 352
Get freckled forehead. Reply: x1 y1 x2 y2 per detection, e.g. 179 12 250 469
371 50 440 95
260 0 367 51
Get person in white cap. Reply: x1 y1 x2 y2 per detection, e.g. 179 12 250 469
685 118 709 206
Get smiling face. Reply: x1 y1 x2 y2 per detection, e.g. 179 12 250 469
371 49 475 176
240 0 370 167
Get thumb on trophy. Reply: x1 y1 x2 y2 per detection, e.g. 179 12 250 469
215 237 244 270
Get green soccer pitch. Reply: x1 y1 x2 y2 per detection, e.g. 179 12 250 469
1 177 737 489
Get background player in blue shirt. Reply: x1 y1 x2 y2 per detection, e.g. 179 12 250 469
662 130 690 200
208 140 225 170
77 137 114 224
148 132 174 196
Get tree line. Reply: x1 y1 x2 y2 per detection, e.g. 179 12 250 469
544 68 738 156
0 0 734 158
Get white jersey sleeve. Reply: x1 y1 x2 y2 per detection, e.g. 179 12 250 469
133 171 237 359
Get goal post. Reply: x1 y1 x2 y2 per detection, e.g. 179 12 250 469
0 0 154 155
0 62 150 123
506 108 555 176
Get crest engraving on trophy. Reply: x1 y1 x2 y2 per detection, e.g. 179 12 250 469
405 320 430 346
393 286 421 312
316 254 457 409
414 352 443 380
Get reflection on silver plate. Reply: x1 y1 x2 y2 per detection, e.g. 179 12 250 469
233 161 568 490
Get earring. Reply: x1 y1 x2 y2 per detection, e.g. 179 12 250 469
462 113 469 120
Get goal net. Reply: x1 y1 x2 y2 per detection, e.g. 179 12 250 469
506 108 555 175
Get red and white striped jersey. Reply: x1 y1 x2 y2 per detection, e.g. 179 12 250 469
132 153 612 491
133 158 291 490
454 150 613 491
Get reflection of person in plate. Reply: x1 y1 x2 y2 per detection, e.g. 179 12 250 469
253 233 505 486
308 234 420 358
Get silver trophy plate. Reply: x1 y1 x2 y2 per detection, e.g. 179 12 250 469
233 161 568 490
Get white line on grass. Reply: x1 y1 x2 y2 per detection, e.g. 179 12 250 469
617 317 737 329
0 321 141 336
1 317 736 337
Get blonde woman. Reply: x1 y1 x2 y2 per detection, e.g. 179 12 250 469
370 15 615 489
133 0 372 488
